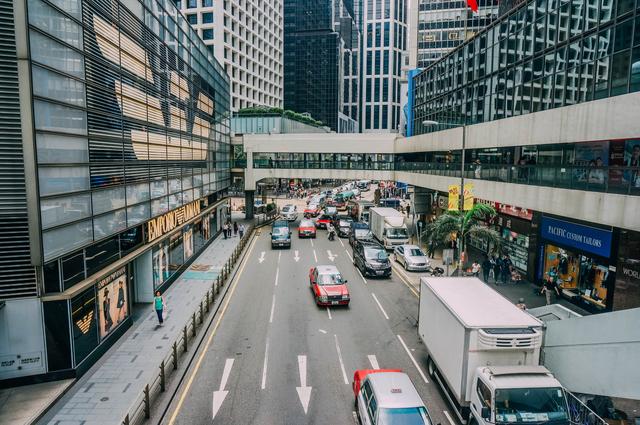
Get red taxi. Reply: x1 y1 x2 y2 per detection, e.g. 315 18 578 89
303 203 321 218
298 219 317 238
308 265 350 306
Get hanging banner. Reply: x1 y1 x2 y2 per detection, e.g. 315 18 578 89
447 185 459 211
463 183 474 211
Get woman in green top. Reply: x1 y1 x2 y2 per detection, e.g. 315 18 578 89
154 291 165 324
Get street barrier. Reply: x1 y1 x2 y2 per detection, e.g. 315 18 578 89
121 225 254 425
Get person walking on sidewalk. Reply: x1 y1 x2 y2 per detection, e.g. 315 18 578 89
154 291 165 325
471 261 481 277
233 221 238 237
223 223 228 239
542 277 556 306
493 256 502 284
239 223 245 238
482 256 492 283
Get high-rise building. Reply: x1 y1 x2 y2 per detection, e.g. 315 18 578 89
416 0 499 69
283 0 360 133
177 0 284 111
0 0 230 381
360 0 408 132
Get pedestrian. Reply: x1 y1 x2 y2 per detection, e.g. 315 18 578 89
427 239 435 259
500 256 511 284
223 223 228 239
154 290 165 325
233 221 238 237
471 261 481 277
516 298 527 310
482 256 492 283
239 223 245 238
542 277 556 306
493 256 502 284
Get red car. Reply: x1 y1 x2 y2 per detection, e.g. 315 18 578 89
315 213 335 229
304 203 321 218
309 265 350 306
298 219 317 238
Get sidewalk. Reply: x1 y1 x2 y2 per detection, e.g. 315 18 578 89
27 212 251 425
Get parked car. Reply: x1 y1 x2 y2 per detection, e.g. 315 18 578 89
282 204 298 221
308 265 350 306
270 220 291 249
353 239 391 278
393 244 430 271
353 369 432 425
298 219 317 238
349 222 373 246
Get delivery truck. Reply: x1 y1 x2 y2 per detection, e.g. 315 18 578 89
369 207 409 249
419 277 571 425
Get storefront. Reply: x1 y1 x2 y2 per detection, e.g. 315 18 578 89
538 216 616 313
612 229 640 311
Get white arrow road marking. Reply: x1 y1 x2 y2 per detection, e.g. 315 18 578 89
368 355 380 370
294 250 300 262
318 329 327 334
261 339 269 390
397 335 429 384
313 249 318 263
334 334 349 385
327 250 337 262
258 252 265 264
296 355 312 415
371 293 389 320
269 294 276 323
212 358 234 419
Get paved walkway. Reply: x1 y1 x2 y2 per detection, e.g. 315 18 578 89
35 213 251 425
0 380 73 425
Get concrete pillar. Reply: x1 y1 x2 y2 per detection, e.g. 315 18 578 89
245 190 255 219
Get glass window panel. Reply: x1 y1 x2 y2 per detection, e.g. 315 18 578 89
150 178 168 198
48 0 81 18
85 236 120 277
594 56 611 99
38 165 89 195
120 226 143 256
168 192 182 209
32 66 85 107
616 0 634 16
61 250 84 290
93 209 127 239
41 193 91 229
127 202 150 226
151 196 169 216
92 186 126 214
610 50 631 95
631 47 640 92
28 0 82 47
169 178 181 193
71 288 98 365
36 132 88 163
29 30 84 78
43 219 93 261
34 100 86 135
126 182 150 205
614 19 634 52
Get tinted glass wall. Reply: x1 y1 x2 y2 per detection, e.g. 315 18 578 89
413 0 640 135
28 0 231 263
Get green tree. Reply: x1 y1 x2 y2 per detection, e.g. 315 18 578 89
423 203 500 268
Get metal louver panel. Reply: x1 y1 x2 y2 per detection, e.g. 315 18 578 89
0 0 38 300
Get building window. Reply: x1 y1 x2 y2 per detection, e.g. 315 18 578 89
202 0 212 6
203 29 213 40
187 0 197 8
187 13 197 24
202 12 213 23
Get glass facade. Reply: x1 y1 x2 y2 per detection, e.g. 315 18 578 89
253 152 395 170
413 0 640 134
28 0 231 266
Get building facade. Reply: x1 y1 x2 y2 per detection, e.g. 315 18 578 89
283 0 359 133
360 0 408 132
416 0 499 69
177 0 283 111
0 0 231 382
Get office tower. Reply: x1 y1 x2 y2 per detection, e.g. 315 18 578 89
283 0 360 133
178 0 284 111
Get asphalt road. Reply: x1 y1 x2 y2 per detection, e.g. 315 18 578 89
161 217 454 425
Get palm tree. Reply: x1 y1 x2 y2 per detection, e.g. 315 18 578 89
423 203 501 270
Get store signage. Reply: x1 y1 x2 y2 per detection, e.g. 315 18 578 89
146 200 201 242
476 198 533 221
541 216 612 258
0 352 43 373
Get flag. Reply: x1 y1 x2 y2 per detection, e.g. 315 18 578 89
466 0 478 12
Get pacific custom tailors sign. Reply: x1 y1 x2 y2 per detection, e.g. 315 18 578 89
147 200 201 242
541 216 612 258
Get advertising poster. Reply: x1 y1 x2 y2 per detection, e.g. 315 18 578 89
183 226 194 260
463 183 474 211
97 268 128 340
153 242 170 289
624 140 640 188
203 213 211 240
447 184 459 211
573 141 609 182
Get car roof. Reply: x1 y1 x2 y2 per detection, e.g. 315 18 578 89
351 222 369 229
273 220 289 227
300 219 314 225
316 265 340 274
359 239 384 249
367 372 424 409
399 244 420 250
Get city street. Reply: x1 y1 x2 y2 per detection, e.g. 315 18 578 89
160 219 453 425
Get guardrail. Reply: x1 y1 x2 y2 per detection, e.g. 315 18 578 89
121 225 254 425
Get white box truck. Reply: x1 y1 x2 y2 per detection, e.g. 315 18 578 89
419 277 571 425
369 207 409 249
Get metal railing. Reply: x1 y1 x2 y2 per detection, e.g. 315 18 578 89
566 391 607 425
121 225 254 425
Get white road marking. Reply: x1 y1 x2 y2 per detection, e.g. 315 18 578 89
326 307 332 320
294 250 300 262
397 334 429 384
367 354 380 370
310 238 314 247
296 355 312 414
371 293 389 320
261 339 269 390
346 250 353 262
334 334 349 385
313 249 318 263
339 238 344 247
443 411 457 425
258 251 265 263
278 251 281 263
274 267 279 287
318 329 327 334
357 269 367 284
327 249 337 262
269 294 276 323
212 358 234 419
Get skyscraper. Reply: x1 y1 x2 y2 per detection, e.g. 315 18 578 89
360 0 408 132
283 0 360 133
177 0 283 111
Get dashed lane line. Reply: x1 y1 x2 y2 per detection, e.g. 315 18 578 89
269 294 276 323
397 334 429 384
261 338 269 390
367 354 379 369
326 307 332 320
313 249 318 263
371 293 389 320
334 334 349 385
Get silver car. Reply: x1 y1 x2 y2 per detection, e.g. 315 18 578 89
393 244 430 271
282 204 297 221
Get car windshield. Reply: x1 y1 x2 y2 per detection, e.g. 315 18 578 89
387 227 408 238
272 227 288 236
339 220 351 227
378 407 431 425
355 229 372 238
365 248 388 261
300 220 314 227
317 273 344 285
495 387 569 424
283 206 294 212
408 248 425 256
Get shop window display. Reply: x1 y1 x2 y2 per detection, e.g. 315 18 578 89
71 287 98 365
153 240 171 289
169 233 184 273
183 225 194 260
96 267 128 340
